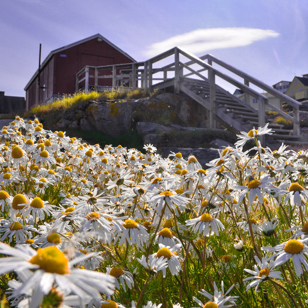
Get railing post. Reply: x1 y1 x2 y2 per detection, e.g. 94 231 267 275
75 73 79 93
293 106 300 136
244 79 249 104
132 64 136 89
94 68 98 92
208 68 216 129
144 62 148 91
112 66 116 89
174 48 180 94
85 66 89 93
148 60 153 92
164 69 167 81
258 97 266 144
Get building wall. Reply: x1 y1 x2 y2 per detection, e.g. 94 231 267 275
0 92 25 114
53 38 134 95
26 37 134 109
285 78 308 99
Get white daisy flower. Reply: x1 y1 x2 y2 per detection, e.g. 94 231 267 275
185 213 224 237
155 227 179 247
235 123 272 149
243 254 282 291
151 243 182 278
284 182 308 207
137 255 168 274
0 217 37 244
262 238 308 277
106 266 134 292
0 243 115 307
114 217 149 248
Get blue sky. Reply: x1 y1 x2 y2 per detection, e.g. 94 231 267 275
1 0 308 97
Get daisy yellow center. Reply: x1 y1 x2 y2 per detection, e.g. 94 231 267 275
26 239 34 244
101 300 118 308
101 158 108 163
110 267 124 278
44 140 52 146
175 164 182 169
12 194 29 210
85 150 93 157
37 144 45 151
158 227 173 238
26 139 34 145
35 126 42 132
248 129 258 137
302 222 308 233
163 219 173 228
181 169 188 176
200 213 213 222
201 200 209 207
0 190 9 199
216 159 224 166
87 197 97 205
64 166 71 172
47 233 61 244
222 148 233 156
221 255 231 263
9 221 23 230
86 212 101 220
198 169 206 175
248 180 261 189
29 246 70 275
258 268 270 277
30 197 44 208
175 152 182 158
40 150 49 158
157 247 173 259
123 219 138 229
143 221 153 229
3 173 12 179
57 131 64 138
159 191 174 197
65 207 75 214
284 239 304 254
288 183 304 192
188 156 197 164
11 146 23 159
152 177 162 184
79 249 88 254
203 303 218 308
48 170 55 175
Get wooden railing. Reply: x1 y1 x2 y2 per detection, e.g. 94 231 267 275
76 47 301 136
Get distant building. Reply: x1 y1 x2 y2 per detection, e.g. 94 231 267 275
285 75 308 101
0 91 25 114
24 34 136 111
272 80 291 94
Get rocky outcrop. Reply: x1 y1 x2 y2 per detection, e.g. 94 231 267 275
53 93 209 137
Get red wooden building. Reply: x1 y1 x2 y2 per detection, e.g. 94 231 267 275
24 34 136 111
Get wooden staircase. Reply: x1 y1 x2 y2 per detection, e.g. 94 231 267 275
77 47 306 146
179 78 301 144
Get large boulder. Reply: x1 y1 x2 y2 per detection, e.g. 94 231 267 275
159 147 220 168
85 101 133 137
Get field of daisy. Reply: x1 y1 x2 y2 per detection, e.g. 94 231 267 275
0 116 308 308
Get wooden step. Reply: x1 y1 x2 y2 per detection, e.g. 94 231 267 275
276 140 308 145
271 134 302 140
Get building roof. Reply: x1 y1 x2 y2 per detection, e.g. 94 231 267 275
24 33 136 91
296 77 308 87
272 80 291 87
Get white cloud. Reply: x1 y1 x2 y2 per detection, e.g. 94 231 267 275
145 28 279 57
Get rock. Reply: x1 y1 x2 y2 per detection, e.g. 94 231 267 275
136 122 172 139
80 118 92 131
159 147 220 168
210 138 234 149
143 134 164 146
86 101 133 137
69 120 79 129
54 119 71 129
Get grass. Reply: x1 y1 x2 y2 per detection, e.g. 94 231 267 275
149 129 237 148
64 127 144 152
24 89 151 120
